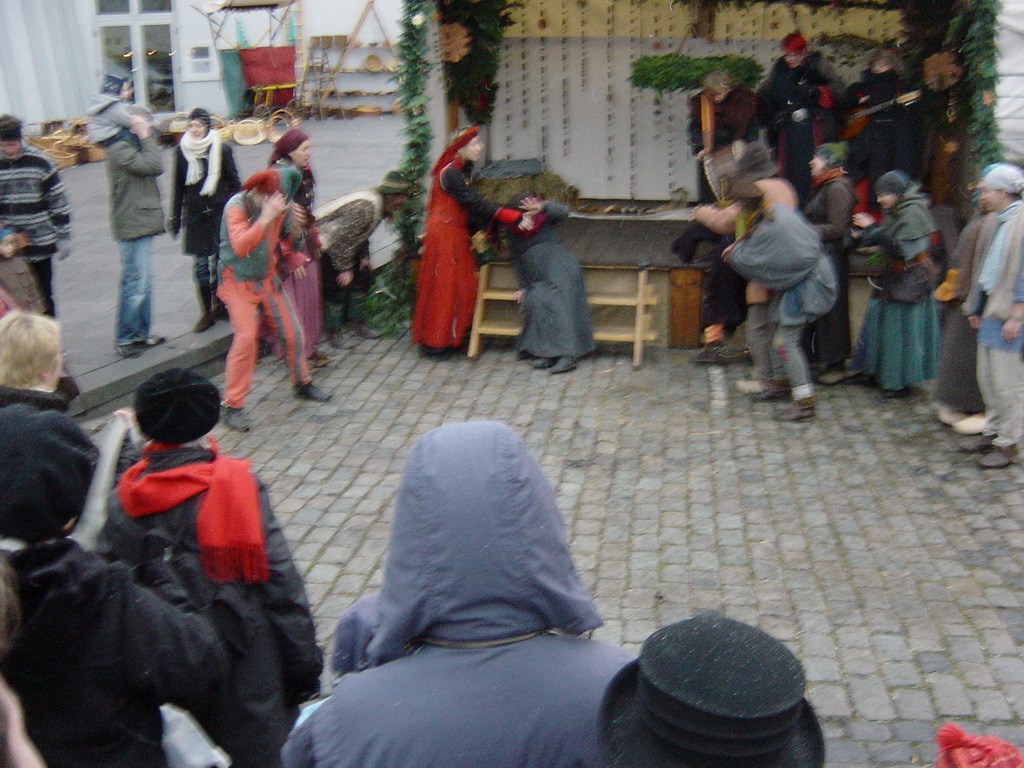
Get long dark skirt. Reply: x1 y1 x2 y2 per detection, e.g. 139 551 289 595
934 300 985 413
803 242 850 369
515 243 595 361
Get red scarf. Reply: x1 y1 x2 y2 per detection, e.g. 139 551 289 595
117 439 269 583
810 167 846 190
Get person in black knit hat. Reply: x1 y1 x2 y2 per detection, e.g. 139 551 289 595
134 366 221 444
0 404 226 768
101 368 323 768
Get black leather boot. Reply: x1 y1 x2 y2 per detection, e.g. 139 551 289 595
193 285 214 333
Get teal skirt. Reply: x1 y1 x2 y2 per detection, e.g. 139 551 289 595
860 295 940 390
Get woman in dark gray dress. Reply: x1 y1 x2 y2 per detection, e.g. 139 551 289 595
505 195 595 374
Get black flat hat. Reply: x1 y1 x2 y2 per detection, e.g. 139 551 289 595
600 614 825 768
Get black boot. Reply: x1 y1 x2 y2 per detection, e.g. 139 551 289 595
193 285 214 333
294 382 332 402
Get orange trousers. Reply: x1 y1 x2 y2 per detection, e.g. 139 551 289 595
218 274 310 408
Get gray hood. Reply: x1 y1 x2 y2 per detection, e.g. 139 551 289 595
367 421 602 664
86 94 132 143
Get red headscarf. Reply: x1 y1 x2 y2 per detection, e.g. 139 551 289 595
431 125 479 178
268 128 309 165
242 168 281 195
269 128 315 191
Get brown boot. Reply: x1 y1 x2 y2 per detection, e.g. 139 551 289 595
192 285 214 333
751 380 791 402
777 396 816 422
978 444 1018 469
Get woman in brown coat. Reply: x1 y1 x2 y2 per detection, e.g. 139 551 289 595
802 143 857 380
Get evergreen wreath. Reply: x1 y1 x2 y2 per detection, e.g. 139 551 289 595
629 54 763 96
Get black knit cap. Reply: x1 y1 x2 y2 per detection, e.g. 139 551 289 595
188 107 213 128
101 73 128 96
0 405 98 543
0 115 22 142
600 613 824 768
135 368 221 444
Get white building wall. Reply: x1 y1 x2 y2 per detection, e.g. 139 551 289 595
997 0 1024 162
0 0 94 125
0 0 404 124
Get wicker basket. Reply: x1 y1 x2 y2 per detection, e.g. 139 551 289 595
207 116 231 143
266 109 300 142
231 119 267 146
29 135 67 152
84 144 107 163
49 149 78 171
166 112 191 133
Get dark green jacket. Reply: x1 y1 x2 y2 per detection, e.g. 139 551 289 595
105 133 165 242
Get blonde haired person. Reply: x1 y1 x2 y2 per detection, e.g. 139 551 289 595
0 311 68 412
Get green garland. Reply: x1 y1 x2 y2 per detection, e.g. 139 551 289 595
364 0 433 336
630 54 763 95
954 0 1002 169
440 0 523 124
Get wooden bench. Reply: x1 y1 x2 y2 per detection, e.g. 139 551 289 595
468 262 659 368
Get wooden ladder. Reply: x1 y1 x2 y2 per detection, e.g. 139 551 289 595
467 263 658 369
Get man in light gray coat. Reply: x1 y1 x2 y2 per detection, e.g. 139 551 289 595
91 75 166 358
961 163 1024 469
283 421 631 768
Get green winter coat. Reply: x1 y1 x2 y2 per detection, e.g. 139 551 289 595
105 134 165 242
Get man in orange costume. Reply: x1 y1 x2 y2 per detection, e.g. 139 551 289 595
218 169 330 432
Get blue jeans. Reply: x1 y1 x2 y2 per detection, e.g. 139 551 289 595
115 236 154 346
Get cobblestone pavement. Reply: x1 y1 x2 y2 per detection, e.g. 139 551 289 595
198 335 1024 768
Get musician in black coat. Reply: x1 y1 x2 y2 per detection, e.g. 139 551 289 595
842 50 923 207
758 33 844 204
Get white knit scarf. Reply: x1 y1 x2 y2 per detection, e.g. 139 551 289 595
179 129 222 197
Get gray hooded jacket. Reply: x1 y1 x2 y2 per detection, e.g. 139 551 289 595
729 204 837 325
283 421 630 768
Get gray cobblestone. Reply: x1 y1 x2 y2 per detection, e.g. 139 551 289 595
139 339 1024 763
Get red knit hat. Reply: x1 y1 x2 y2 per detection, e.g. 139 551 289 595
782 33 807 53
936 724 1024 768
242 168 281 195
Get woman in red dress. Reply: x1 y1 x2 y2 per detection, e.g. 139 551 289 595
412 126 534 358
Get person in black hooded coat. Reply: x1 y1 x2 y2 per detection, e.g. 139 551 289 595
0 404 226 768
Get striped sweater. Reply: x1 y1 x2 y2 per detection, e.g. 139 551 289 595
0 145 72 261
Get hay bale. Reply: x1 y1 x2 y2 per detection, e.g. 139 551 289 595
472 172 579 209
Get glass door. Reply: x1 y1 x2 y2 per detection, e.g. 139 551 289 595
96 0 176 113
142 25 174 112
